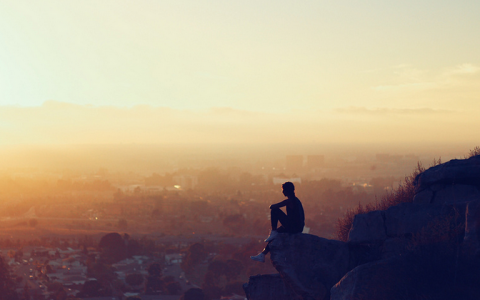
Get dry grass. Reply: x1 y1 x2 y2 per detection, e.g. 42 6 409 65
336 146 480 242
467 146 480 158
410 213 463 250
336 160 439 242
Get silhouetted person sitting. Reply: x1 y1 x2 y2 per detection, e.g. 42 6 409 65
250 181 305 262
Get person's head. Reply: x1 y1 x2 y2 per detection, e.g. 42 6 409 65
282 182 295 197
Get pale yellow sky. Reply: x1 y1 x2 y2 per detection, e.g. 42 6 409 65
0 1 479 145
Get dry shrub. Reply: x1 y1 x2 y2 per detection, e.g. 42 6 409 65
335 202 377 243
336 146 480 242
336 160 438 242
410 213 464 254
466 146 480 158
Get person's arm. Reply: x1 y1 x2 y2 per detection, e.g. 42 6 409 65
269 199 289 210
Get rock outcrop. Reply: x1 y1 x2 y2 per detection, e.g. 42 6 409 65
269 234 351 300
245 155 480 300
463 199 480 257
243 274 299 300
413 155 480 205
243 234 352 300
348 202 466 245
331 257 417 300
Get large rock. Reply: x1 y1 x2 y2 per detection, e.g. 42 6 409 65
381 237 410 259
330 257 419 300
348 203 466 243
463 200 480 257
243 274 299 300
415 155 480 190
414 184 480 205
384 202 465 238
412 189 433 204
348 210 386 243
268 233 350 300
433 184 480 205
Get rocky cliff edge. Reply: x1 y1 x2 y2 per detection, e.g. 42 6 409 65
244 155 480 300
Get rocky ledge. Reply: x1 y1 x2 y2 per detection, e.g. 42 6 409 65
244 155 480 300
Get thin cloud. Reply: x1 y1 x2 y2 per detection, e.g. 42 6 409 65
373 82 439 92
336 106 456 115
373 63 480 92
443 63 480 76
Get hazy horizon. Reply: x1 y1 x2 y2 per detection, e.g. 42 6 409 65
1 100 479 146
0 142 474 174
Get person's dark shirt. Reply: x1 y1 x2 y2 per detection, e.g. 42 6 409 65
271 196 305 233
286 196 305 232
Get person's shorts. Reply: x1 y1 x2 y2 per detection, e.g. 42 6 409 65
277 225 303 234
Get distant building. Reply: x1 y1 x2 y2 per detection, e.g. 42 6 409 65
173 175 198 190
307 155 325 170
286 155 303 172
272 177 301 185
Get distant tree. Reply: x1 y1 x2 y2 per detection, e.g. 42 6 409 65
127 239 141 257
162 275 175 283
145 262 163 295
99 232 125 249
207 260 227 277
45 264 54 274
147 262 163 277
117 218 128 230
0 256 19 300
225 259 243 281
166 281 182 295
125 273 144 287
145 275 163 295
181 288 205 300
88 261 116 283
78 280 103 297
202 285 222 300
98 232 127 263
22 283 30 300
181 243 207 273
53 287 68 300
224 281 245 296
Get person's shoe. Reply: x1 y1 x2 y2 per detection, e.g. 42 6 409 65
250 253 265 263
264 230 278 242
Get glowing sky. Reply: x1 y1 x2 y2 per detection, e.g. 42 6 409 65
0 1 479 145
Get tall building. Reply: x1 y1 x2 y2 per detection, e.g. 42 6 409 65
286 155 303 172
307 155 325 170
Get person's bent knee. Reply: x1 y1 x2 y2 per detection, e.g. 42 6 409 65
271 208 282 215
